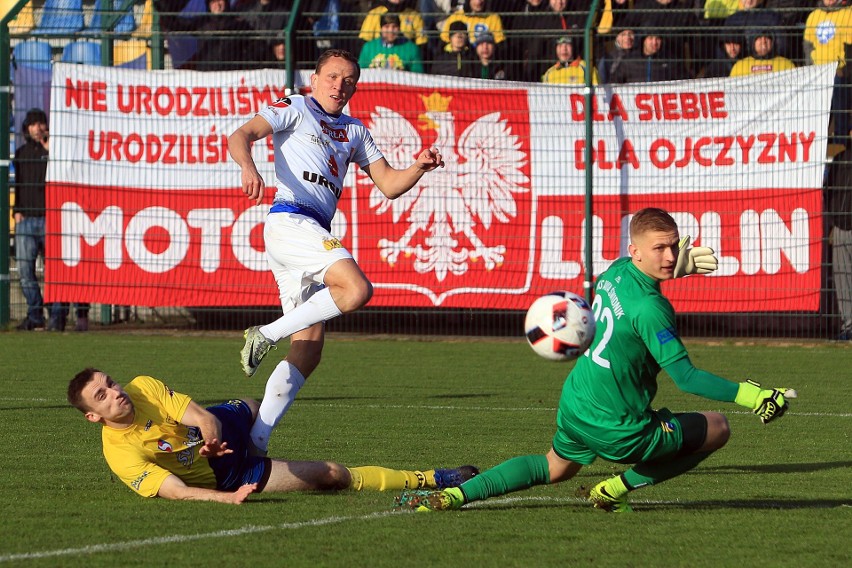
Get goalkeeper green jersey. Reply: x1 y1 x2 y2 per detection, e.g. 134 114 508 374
558 257 688 447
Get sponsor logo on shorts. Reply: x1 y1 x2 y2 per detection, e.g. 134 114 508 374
144 419 152 431
656 327 677 345
157 439 174 452
130 470 150 491
323 237 343 250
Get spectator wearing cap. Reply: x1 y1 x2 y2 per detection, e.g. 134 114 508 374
359 12 425 72
597 26 638 84
430 20 478 76
729 27 795 76
440 0 506 46
542 35 599 84
472 31 509 79
359 0 428 51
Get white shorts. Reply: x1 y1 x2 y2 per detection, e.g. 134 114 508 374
264 212 352 312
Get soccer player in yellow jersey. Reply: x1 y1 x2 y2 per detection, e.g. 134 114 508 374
68 369 477 504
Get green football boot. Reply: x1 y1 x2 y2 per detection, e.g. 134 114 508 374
580 479 633 513
394 487 465 512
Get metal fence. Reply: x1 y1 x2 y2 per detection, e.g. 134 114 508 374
2 0 851 339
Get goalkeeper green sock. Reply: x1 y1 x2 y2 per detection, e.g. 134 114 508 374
623 451 715 489
458 455 550 503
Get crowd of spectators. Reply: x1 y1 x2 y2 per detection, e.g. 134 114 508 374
138 1 842 85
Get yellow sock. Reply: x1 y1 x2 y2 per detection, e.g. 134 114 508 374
347 466 436 491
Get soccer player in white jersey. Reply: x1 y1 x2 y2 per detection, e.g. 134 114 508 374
228 49 444 454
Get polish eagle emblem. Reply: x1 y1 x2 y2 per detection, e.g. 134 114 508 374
358 92 530 282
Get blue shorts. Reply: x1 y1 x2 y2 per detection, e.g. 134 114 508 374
206 400 272 492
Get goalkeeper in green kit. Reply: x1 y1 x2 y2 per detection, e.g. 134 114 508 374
396 207 797 513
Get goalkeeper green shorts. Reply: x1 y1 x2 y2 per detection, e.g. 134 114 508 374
551 407 685 465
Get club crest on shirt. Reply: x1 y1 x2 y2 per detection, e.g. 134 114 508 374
323 237 343 250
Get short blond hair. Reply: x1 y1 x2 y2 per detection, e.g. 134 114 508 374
629 207 678 240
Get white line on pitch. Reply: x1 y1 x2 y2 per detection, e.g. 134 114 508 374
0 510 400 563
2 398 852 418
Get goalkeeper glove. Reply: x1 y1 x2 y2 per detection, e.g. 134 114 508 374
735 380 798 424
673 236 718 278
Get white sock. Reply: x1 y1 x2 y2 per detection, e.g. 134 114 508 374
260 287 343 343
250 361 306 452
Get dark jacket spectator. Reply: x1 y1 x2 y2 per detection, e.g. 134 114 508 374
724 0 786 58
597 27 637 84
431 20 478 76
633 0 701 77
608 29 688 83
509 0 556 82
702 30 745 77
195 0 260 70
472 31 509 79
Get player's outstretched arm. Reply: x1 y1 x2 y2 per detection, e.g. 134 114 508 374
158 474 257 504
664 358 797 424
228 115 273 205
363 147 444 199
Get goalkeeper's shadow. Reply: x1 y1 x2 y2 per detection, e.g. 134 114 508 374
697 461 852 474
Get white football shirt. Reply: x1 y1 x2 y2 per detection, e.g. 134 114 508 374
257 95 384 229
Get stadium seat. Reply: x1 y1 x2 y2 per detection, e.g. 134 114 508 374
62 41 102 65
114 39 150 69
36 0 85 34
87 0 137 35
9 2 35 34
12 40 53 71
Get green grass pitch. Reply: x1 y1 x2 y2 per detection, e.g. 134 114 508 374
0 332 849 567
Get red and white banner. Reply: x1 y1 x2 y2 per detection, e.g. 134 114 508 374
46 64 834 312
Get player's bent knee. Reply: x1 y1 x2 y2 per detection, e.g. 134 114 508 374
242 398 260 421
703 412 731 451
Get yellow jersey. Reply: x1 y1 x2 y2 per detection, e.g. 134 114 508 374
542 60 599 85
101 376 215 497
804 6 852 67
729 56 796 77
358 7 428 46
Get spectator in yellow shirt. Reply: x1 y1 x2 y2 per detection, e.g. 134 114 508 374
542 35 600 85
730 28 795 76
440 0 506 46
359 0 428 49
